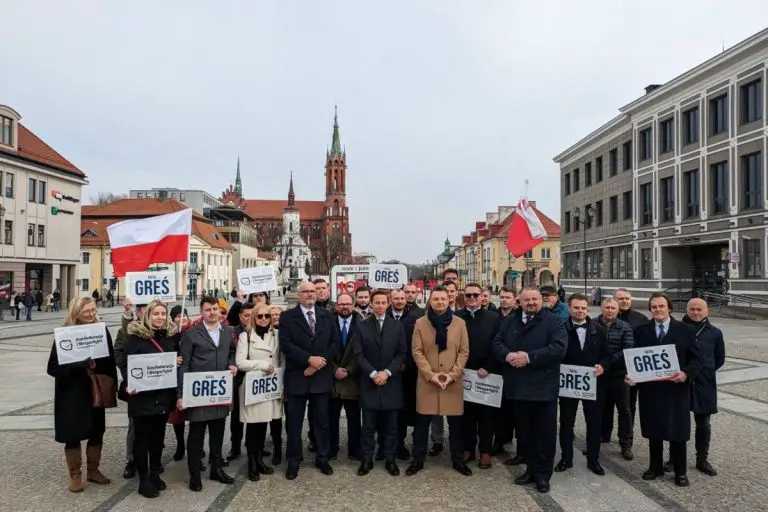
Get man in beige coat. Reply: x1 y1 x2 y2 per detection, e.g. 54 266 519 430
406 286 472 476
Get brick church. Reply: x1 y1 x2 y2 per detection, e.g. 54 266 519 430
220 108 352 275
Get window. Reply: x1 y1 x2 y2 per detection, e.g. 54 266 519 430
609 195 618 223
564 211 571 233
640 248 653 279
660 118 674 154
27 223 35 246
573 168 580 192
744 239 762 278
585 203 592 229
742 152 762 210
3 220 11 245
38 181 46 204
609 149 618 176
564 173 570 196
28 178 37 203
81 278 90 292
190 252 198 265
37 225 45 247
180 192 186 201
0 115 12 146
710 94 728 134
660 177 674 222
640 184 652 225
741 80 763 124
639 128 652 161
683 107 699 145
82 252 90 264
623 191 632 220
524 250 533 259
586 249 603 278
610 246 633 279
5 173 13 198
711 161 728 215
595 200 603 226
564 252 581 279
573 212 580 231
684 169 700 218
622 141 632 170
595 156 603 182
585 162 592 187
136 193 142 198
541 247 551 259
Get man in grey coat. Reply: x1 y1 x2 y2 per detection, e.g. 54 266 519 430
177 296 238 492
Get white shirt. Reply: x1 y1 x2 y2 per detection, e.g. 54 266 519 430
205 322 222 347
376 316 386 329
572 321 587 349
391 310 404 320
655 318 671 338
466 307 480 318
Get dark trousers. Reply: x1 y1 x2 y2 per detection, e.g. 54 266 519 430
132 414 167 477
229 378 244 451
600 375 634 448
329 398 362 459
694 413 711 460
462 401 495 454
362 409 398 462
188 418 226 474
493 398 517 449
286 393 330 464
412 414 462 463
307 406 316 447
515 400 557 483
269 417 283 451
629 386 638 425
245 422 268 456
650 438 686 476
559 397 601 463
397 410 411 449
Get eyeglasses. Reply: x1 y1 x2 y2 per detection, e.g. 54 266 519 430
81 309 97 316
464 293 480 298
255 314 271 319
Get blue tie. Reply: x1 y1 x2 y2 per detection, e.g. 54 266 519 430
657 324 665 342
341 319 348 349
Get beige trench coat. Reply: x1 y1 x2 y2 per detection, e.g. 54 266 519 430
236 328 283 423
412 315 469 416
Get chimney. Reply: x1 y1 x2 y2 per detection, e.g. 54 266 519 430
645 84 662 95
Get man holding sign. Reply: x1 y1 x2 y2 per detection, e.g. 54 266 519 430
630 292 703 487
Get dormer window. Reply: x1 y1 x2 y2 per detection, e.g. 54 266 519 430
1 115 12 146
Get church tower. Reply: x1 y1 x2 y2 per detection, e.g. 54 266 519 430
234 156 242 197
323 106 351 264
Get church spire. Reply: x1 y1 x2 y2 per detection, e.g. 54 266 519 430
235 156 242 197
286 171 296 209
330 105 342 156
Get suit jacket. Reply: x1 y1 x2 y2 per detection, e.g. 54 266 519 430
279 304 340 395
563 317 612 395
353 316 407 411
333 313 360 400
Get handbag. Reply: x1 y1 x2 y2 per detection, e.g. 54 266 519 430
90 371 117 409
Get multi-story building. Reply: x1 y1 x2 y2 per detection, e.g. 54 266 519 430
129 188 222 215
555 27 768 301
0 104 87 306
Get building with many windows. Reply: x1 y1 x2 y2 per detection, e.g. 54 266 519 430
555 28 768 301
128 188 222 215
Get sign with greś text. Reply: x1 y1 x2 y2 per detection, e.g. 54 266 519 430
54 322 110 365
624 345 680 384
125 271 176 302
182 371 233 408
559 364 596 400
244 368 284 406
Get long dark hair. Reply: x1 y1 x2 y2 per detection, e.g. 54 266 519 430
226 301 243 327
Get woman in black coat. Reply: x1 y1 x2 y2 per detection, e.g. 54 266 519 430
47 297 117 493
122 300 182 498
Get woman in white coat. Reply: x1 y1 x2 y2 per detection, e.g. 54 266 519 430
236 304 283 482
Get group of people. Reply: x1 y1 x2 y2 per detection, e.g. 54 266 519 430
8 289 62 319
46 269 725 498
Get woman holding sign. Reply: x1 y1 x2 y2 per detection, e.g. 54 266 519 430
123 300 182 498
236 304 283 482
47 297 117 493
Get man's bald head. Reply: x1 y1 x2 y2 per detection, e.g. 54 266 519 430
686 298 709 322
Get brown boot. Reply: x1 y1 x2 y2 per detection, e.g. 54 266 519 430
478 453 492 469
86 444 111 485
64 446 85 493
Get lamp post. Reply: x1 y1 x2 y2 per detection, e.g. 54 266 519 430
572 206 595 295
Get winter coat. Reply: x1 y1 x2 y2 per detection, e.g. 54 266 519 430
595 315 635 377
549 301 569 321
682 316 725 415
412 314 469 416
177 322 236 422
635 318 704 442
618 308 648 332
353 316 407 411
46 327 117 444
122 322 180 417
491 308 567 402
333 314 360 400
456 308 502 372
236 328 283 423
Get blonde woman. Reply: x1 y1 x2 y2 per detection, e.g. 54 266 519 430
47 297 117 492
236 304 283 481
269 305 285 329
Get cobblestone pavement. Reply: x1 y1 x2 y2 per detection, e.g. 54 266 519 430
1 312 766 511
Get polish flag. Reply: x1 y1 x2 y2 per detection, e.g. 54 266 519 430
107 209 192 276
505 197 548 257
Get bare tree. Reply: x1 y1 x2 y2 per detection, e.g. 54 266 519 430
90 191 127 205
317 234 348 274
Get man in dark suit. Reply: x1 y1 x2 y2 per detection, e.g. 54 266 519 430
354 290 407 476
481 286 498 312
397 285 424 460
329 293 362 461
554 293 612 476
279 281 340 480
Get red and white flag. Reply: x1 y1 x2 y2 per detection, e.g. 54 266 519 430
505 196 548 257
107 209 192 277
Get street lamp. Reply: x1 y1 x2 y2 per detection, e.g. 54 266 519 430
572 206 595 294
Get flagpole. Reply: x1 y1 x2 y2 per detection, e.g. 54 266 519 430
179 262 188 329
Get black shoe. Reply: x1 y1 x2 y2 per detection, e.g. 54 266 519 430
247 455 260 482
226 447 241 462
642 469 663 481
554 459 572 472
315 460 334 475
621 447 634 461
452 462 472 476
272 448 283 466
428 443 443 456
256 457 274 475
536 480 550 493
396 445 411 461
514 471 535 485
189 473 203 492
357 459 373 476
405 460 424 476
587 460 605 476
675 475 690 487
697 459 717 476
504 455 525 466
385 461 400 476
138 476 159 498
285 464 298 480
210 466 235 484
123 462 136 479
663 459 673 473
173 444 185 461
307 442 317 453
149 472 166 491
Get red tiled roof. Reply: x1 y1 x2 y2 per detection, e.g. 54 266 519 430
0 124 85 177
193 220 233 251
80 218 122 246
83 198 207 220
242 199 325 220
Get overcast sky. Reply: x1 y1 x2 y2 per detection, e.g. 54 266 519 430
2 1 768 263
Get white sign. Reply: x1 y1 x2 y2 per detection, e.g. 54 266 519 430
559 364 597 401
182 371 233 408
368 264 408 289
244 369 283 406
127 352 178 392
125 271 176 302
330 264 410 301
54 322 110 365
237 266 278 294
624 344 680 383
462 369 503 408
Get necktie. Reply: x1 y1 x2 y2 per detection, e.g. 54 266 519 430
395 314 400 321
522 315 528 324
658 323 665 342
340 319 348 348
306 311 315 335
379 319 384 331
575 324 587 330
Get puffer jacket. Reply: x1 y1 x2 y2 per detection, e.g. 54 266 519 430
595 315 634 376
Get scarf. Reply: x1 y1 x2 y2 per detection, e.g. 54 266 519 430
254 324 270 339
427 307 453 352
682 315 707 330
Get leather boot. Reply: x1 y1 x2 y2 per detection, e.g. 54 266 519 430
271 444 282 466
64 446 84 493
172 423 186 461
86 444 111 484
256 456 274 475
138 476 159 498
247 454 260 482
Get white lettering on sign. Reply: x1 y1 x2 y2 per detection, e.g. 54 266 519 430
244 368 284 406
125 271 176 302
54 322 110 365
182 371 233 408
237 267 278 294
559 364 596 400
462 369 503 408
623 344 680 384
127 352 178 392
368 264 407 289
